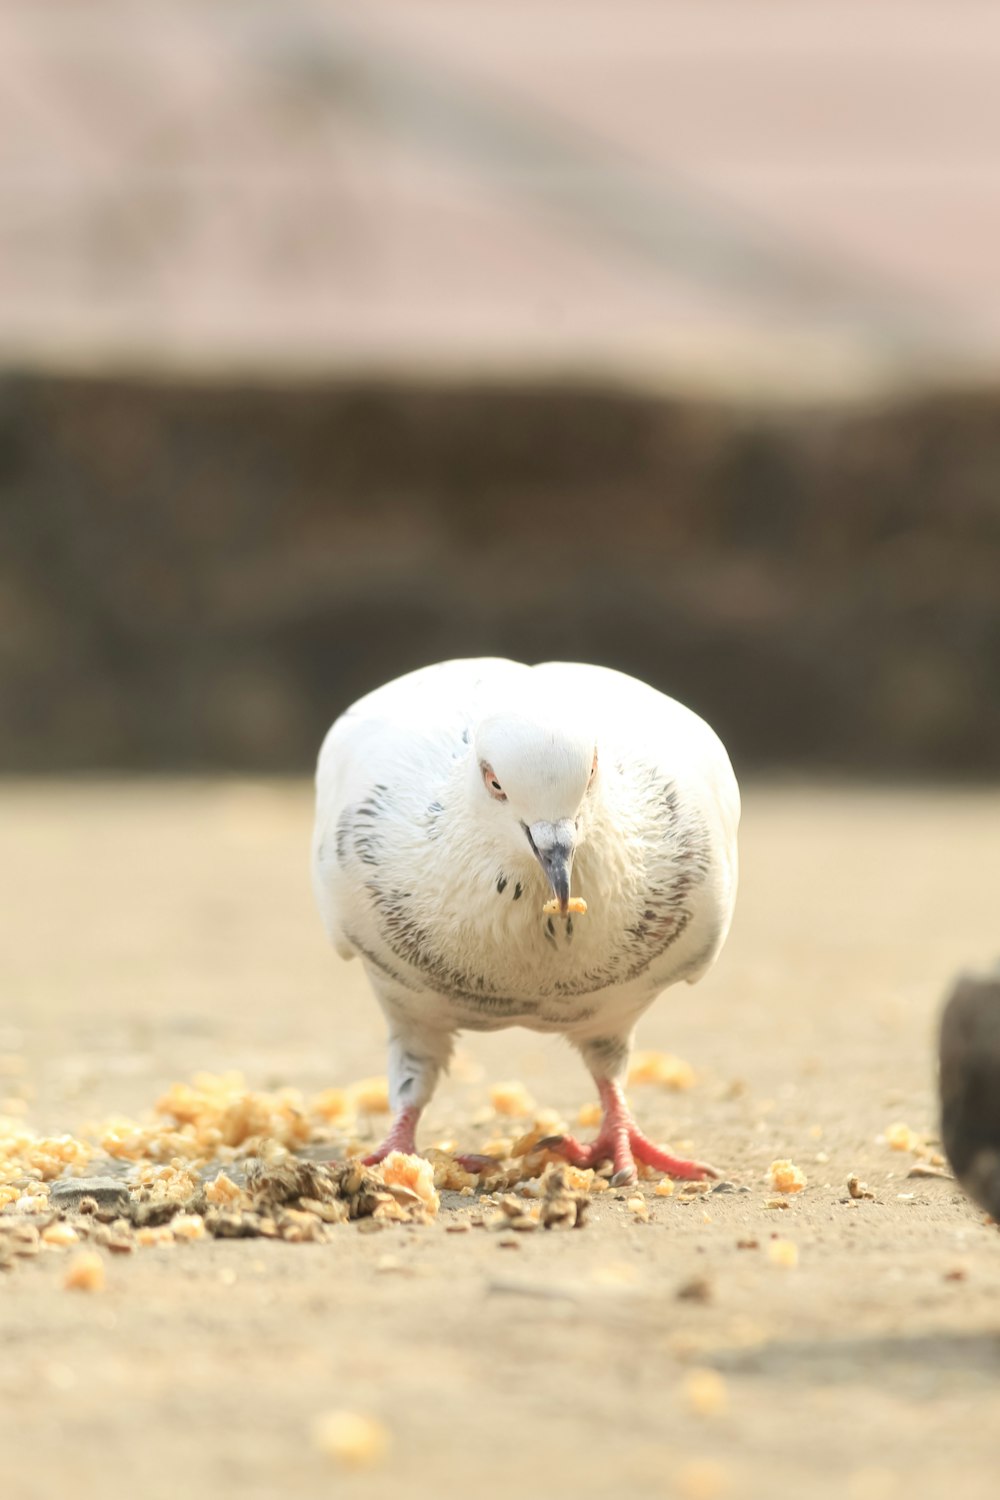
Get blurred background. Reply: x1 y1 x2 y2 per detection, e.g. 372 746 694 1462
3 0 1000 778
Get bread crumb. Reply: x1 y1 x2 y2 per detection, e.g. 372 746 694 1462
171 1213 206 1240
768 1160 807 1194
885 1122 919 1152
63 1251 105 1291
136 1225 176 1247
377 1152 440 1214
768 1239 799 1268
427 1152 479 1192
312 1410 389 1469
542 897 588 915
577 1102 603 1128
204 1171 245 1207
682 1368 728 1417
655 1177 675 1197
349 1077 390 1115
42 1222 79 1248
626 1195 649 1220
628 1051 696 1090
676 1459 731 1499
311 1087 351 1121
480 1137 514 1159
489 1082 535 1117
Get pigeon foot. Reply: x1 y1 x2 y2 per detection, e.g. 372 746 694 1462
539 1125 718 1186
537 1079 718 1186
361 1112 504 1177
453 1153 506 1175
361 1106 420 1165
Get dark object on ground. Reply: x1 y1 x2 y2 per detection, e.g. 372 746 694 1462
50 1176 130 1214
939 967 1000 1219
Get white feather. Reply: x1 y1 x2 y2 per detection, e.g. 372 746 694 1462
312 658 739 1111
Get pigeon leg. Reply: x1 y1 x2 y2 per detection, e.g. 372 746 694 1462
362 1105 421 1165
361 1022 452 1165
542 1075 718 1187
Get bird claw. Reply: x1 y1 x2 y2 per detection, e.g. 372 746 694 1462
537 1123 718 1184
453 1153 504 1175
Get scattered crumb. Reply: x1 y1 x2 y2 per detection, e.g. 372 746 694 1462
310 1087 350 1122
676 1459 731 1500
204 1170 247 1207
349 1077 390 1115
847 1176 876 1200
171 1213 206 1240
768 1239 799 1268
768 1159 807 1194
678 1181 712 1198
682 1367 728 1417
885 1122 919 1152
480 1137 514 1159
577 1102 603 1128
136 1226 176 1248
489 1082 535 1117
427 1151 480 1193
542 896 588 915
626 1195 649 1220
41 1222 79 1248
63 1251 105 1291
628 1051 697 1090
655 1178 675 1197
312 1410 389 1470
377 1152 440 1214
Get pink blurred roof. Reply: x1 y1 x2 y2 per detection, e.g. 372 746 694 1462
3 0 1000 396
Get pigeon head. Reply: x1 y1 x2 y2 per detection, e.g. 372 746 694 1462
472 712 598 916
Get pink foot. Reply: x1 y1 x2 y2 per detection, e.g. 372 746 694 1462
454 1153 505 1175
360 1110 502 1177
361 1106 420 1165
539 1079 719 1186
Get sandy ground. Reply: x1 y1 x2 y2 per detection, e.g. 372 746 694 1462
3 779 1000 1500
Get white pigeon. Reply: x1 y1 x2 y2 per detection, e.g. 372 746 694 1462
311 657 739 1184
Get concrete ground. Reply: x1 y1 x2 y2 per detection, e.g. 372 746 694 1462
3 779 1000 1500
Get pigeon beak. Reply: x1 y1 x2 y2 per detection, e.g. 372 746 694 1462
527 819 577 917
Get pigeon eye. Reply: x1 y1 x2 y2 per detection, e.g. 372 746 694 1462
481 763 507 801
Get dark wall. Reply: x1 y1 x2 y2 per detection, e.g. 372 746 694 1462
1 372 998 775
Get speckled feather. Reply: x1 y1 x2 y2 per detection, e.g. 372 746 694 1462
311 658 739 1114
